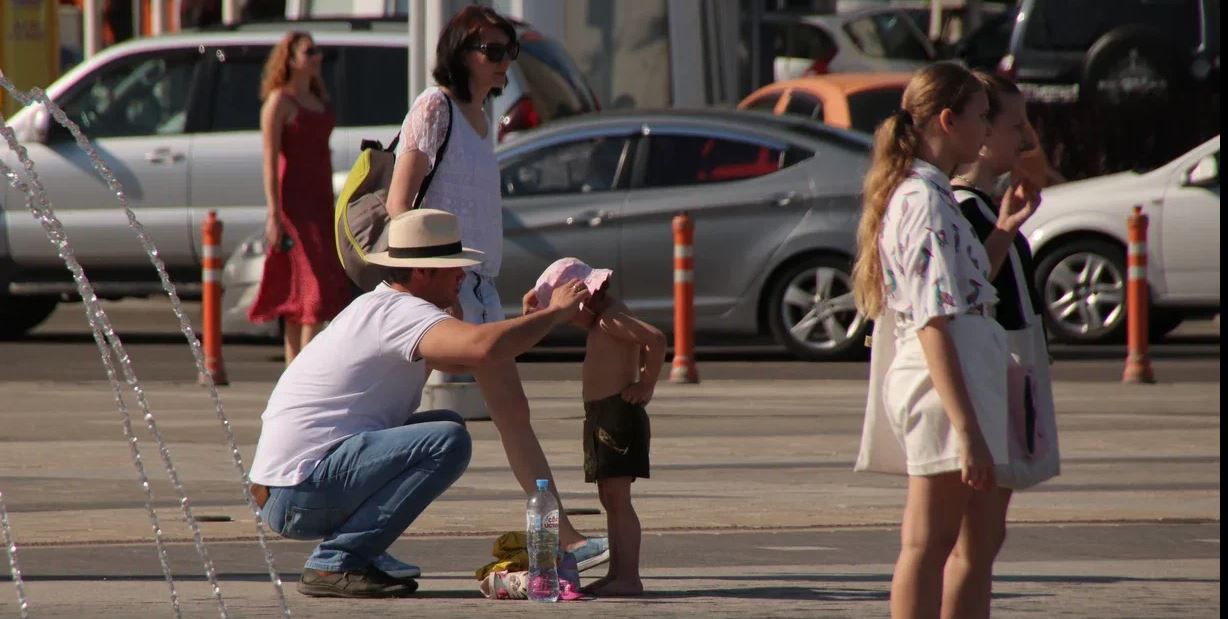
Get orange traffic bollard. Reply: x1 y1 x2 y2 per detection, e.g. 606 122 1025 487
199 210 229 386
1122 205 1155 384
670 212 699 384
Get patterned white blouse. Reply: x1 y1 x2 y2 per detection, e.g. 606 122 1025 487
398 87 503 278
879 160 997 330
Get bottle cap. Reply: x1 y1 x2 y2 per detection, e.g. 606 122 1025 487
535 479 549 491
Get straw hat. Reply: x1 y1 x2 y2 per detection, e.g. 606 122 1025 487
364 209 485 268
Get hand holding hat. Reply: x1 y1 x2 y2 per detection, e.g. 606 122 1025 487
533 257 613 309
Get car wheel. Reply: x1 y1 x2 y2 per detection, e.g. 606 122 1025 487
0 295 59 339
1034 239 1127 344
766 255 869 361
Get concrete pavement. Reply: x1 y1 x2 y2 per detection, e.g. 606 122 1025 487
0 301 1220 617
0 365 1220 617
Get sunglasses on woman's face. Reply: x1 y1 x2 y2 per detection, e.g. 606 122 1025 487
302 46 322 57
469 41 519 62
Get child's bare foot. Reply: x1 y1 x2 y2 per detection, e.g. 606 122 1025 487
590 577 643 597
581 574 613 594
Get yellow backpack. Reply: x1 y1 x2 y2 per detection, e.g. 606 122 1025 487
334 95 453 291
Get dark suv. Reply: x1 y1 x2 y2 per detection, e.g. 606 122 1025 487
994 0 1219 106
957 0 1220 179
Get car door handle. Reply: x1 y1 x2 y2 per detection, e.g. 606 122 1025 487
565 210 614 227
145 148 185 164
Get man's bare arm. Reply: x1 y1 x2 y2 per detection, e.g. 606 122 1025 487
417 279 588 367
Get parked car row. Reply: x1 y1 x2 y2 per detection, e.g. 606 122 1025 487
2 12 1219 359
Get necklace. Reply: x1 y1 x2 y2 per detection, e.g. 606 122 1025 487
952 174 977 187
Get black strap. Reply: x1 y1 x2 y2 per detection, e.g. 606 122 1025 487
388 241 463 259
412 93 454 211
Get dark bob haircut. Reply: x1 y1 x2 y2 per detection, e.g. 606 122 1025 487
432 6 518 103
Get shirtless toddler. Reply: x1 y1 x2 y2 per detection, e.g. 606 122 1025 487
523 258 666 596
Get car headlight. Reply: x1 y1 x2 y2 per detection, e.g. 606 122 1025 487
240 237 267 257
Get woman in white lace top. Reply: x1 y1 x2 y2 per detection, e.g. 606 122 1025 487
386 8 511 320
851 63 1040 619
382 5 611 576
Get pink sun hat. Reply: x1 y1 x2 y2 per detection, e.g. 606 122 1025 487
534 257 613 308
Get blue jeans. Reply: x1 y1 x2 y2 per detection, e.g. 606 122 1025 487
260 410 472 572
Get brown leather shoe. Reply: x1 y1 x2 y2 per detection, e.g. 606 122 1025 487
296 567 418 598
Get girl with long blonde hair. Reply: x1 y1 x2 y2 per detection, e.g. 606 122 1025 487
853 62 1040 619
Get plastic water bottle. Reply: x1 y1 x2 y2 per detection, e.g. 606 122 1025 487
526 479 560 602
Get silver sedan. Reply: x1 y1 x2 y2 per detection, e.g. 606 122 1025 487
494 110 871 360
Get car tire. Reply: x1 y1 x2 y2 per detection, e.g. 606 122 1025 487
1081 27 1181 109
766 255 869 361
1034 239 1128 344
0 295 59 339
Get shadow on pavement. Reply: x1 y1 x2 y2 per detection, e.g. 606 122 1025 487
644 572 1219 585
12 331 1217 361
632 586 891 602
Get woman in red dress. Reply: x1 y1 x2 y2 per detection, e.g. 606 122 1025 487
251 32 351 365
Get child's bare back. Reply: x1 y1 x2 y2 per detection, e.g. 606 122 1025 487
581 299 647 402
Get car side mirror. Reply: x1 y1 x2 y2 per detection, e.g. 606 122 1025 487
15 105 51 144
33 106 52 143
1186 155 1219 187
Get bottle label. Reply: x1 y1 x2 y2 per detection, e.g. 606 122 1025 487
527 509 560 532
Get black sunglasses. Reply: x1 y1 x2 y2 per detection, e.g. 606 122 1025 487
468 42 519 62
303 46 322 57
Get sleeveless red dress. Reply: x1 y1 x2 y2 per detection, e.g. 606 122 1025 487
248 95 351 326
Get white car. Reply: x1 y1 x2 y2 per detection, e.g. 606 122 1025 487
0 20 597 339
1021 136 1220 343
756 7 938 83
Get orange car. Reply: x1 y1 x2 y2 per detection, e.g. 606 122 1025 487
739 73 914 135
740 73 1062 188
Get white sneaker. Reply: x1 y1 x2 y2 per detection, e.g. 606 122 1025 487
373 552 421 580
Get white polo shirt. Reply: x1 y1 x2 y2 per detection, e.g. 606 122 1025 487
249 284 451 487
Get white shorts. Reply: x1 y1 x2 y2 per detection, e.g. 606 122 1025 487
882 314 1010 477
